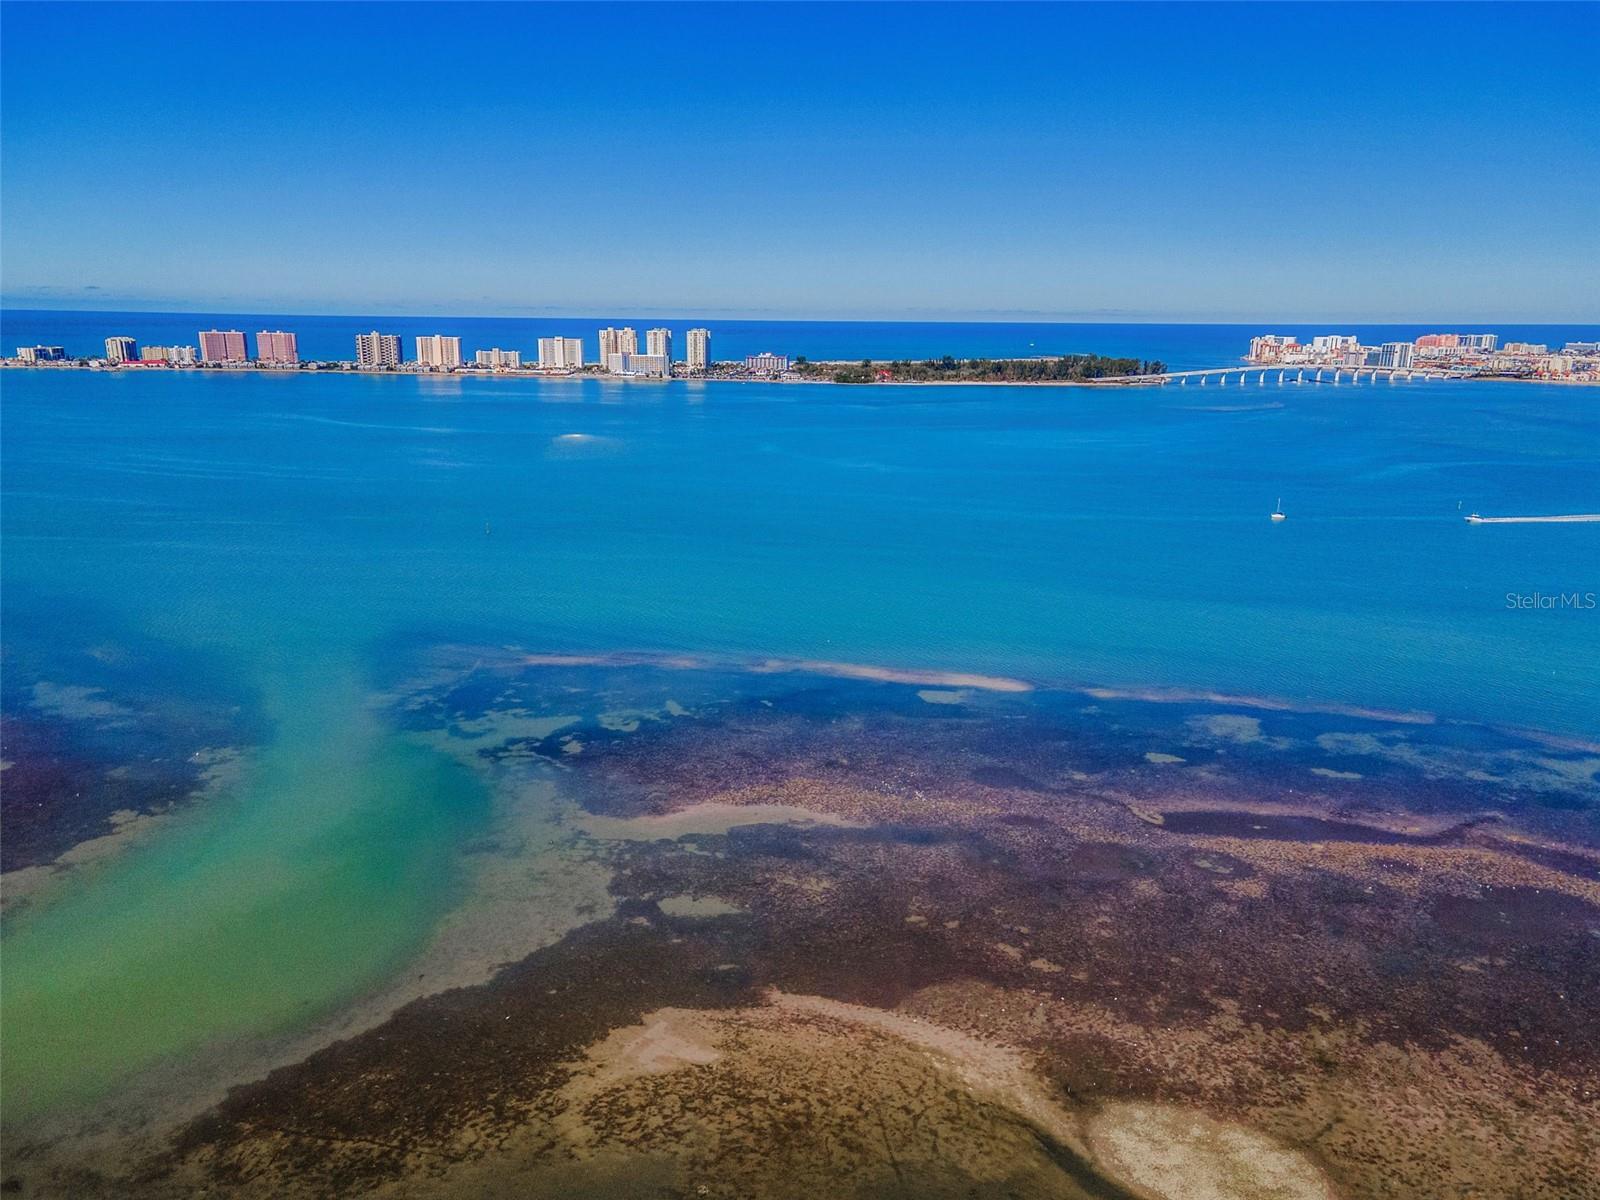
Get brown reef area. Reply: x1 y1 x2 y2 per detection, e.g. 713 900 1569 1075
6 649 1598 1199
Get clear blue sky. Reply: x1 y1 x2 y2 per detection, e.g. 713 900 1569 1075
2 1 1595 321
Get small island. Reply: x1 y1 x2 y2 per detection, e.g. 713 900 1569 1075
790 353 1166 384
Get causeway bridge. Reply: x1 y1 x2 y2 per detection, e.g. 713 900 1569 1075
1092 364 1457 387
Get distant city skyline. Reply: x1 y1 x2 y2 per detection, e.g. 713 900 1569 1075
2 2 1595 322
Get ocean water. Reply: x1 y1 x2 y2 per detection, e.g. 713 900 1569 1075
2 315 1597 1125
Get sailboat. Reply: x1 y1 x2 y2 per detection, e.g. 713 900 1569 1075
1270 498 1286 522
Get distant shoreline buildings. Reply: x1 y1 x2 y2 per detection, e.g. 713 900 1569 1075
7 323 1594 385
415 334 463 370
537 336 584 370
356 331 402 368
255 330 299 365
475 347 521 369
1248 332 1595 381
686 327 711 371
140 344 197 365
199 329 248 364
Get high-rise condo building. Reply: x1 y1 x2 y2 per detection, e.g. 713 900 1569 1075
1377 342 1415 369
686 328 711 371
598 327 638 362
415 335 463 369
1459 334 1498 351
474 348 522 369
356 331 402 368
537 337 584 369
646 328 672 363
199 329 248 363
16 345 67 362
104 336 138 363
255 331 299 364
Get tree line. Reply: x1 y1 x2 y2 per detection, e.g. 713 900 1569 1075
793 354 1165 384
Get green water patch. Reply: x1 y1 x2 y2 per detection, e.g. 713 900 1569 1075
0 681 489 1124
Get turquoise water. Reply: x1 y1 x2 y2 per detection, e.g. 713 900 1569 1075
2 359 1597 1120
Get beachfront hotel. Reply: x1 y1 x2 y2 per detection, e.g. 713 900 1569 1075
537 336 584 369
198 329 248 363
255 331 299 364
744 351 789 375
686 328 711 371
415 335 463 370
646 328 672 363
104 336 138 363
15 345 66 362
355 331 402 368
140 345 198 365
598 327 637 362
604 351 669 378
474 348 521 369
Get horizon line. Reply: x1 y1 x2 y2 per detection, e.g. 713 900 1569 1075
3 303 1597 329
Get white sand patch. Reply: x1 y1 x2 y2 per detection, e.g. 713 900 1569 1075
575 1010 724 1093
917 689 969 705
1086 1101 1337 1199
765 991 1090 1156
1145 752 1186 765
574 801 861 842
752 658 1033 692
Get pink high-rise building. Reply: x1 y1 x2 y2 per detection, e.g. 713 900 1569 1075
198 329 247 362
255 330 299 364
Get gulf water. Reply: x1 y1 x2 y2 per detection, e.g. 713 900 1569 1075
2 314 1597 1123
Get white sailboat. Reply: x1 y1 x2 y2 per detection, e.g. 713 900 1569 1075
1271 498 1286 522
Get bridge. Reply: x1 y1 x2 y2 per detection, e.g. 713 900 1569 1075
1090 364 1457 387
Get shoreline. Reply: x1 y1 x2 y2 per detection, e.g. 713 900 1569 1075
5 360 1596 387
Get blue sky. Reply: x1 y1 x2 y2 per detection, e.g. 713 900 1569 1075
2 2 1595 321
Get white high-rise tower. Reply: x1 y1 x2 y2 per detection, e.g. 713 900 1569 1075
686 328 711 371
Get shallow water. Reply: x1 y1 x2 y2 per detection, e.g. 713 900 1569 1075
2 357 1597 1127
